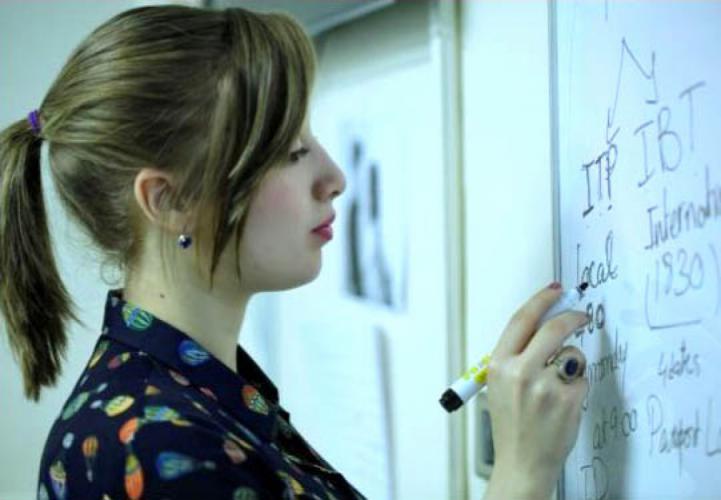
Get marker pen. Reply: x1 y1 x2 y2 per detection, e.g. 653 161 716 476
439 282 589 413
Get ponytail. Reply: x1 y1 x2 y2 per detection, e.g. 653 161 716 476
0 112 82 401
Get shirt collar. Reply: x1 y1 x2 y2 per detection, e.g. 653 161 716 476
100 288 280 442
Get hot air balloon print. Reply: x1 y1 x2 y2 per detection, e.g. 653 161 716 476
49 460 66 500
145 384 161 396
143 405 181 422
223 439 247 464
199 386 217 400
225 432 253 451
242 385 270 415
62 432 74 450
155 451 216 480
61 392 90 420
121 304 154 331
96 395 135 417
82 435 99 482
178 339 210 366
168 369 190 386
89 340 109 368
280 452 304 476
107 352 132 369
124 452 144 500
233 487 259 500
119 417 142 445
188 398 210 415
37 483 50 500
277 471 305 495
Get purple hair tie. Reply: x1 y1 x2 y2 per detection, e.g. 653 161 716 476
27 109 41 136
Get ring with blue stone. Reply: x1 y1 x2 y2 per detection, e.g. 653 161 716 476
546 345 586 383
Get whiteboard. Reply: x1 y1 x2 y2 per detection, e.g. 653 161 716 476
552 2 721 499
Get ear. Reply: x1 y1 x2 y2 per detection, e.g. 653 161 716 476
133 167 189 233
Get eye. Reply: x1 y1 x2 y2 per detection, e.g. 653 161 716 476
289 146 310 163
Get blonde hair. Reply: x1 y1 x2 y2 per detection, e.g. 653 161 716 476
0 4 317 401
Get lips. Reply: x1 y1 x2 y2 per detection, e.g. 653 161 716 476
312 213 335 232
312 213 335 241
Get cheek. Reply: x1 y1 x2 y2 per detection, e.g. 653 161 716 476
269 183 299 215
250 180 302 226
236 178 318 289
242 178 306 255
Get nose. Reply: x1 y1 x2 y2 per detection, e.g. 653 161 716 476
314 145 346 201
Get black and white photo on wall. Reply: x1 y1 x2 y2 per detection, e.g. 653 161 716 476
341 129 408 311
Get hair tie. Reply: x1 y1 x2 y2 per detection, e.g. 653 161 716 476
27 109 42 136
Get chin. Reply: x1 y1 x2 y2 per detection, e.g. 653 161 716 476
263 263 322 292
291 265 322 289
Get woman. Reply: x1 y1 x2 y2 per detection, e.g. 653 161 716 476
0 5 589 499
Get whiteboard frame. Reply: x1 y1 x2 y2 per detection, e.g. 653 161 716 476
547 0 565 499
428 1 469 499
549 0 562 296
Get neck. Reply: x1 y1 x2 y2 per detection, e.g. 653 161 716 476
122 270 250 374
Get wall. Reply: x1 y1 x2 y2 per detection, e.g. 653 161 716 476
275 1 455 499
460 1 554 499
0 5 134 497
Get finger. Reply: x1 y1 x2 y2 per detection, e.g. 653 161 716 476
536 362 588 415
522 311 590 367
544 362 588 412
492 283 565 359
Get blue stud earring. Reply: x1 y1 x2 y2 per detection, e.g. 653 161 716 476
177 232 192 249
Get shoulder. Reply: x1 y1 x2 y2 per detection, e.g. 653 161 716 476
39 383 288 500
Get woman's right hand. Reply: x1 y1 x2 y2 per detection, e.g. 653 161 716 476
483 283 590 500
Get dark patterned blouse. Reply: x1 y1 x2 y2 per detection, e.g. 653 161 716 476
36 288 365 500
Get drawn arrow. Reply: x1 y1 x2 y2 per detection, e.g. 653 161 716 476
606 38 659 144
